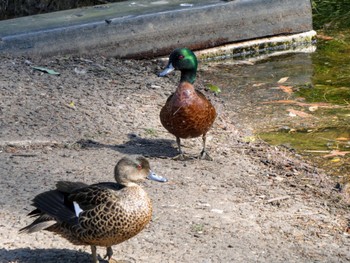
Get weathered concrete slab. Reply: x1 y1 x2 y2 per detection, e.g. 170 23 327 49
196 31 316 61
0 0 313 58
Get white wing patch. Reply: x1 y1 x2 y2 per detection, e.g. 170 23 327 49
73 201 83 217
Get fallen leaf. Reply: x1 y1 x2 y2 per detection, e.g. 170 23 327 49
74 67 87 74
316 34 334 41
240 61 255 65
266 195 290 203
304 150 329 153
287 109 313 118
288 111 297 117
261 100 337 108
211 209 224 214
277 77 289 84
207 84 221 95
242 136 256 143
279 85 293 94
32 66 60 75
69 101 75 108
336 137 350 141
308 106 318 112
252 83 265 87
261 99 296 105
323 150 350 158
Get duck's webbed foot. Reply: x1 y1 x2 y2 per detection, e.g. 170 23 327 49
104 247 114 262
172 137 191 161
172 153 191 161
199 150 213 161
199 134 213 161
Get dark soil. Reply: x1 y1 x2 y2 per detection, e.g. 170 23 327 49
0 54 349 263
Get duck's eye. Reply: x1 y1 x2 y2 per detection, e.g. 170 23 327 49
137 164 142 170
178 55 184 60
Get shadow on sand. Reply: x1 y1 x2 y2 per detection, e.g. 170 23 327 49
0 247 134 263
0 247 91 263
76 134 178 158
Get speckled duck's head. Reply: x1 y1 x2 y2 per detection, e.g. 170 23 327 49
114 156 167 186
159 48 198 84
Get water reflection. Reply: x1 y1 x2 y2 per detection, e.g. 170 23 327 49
202 53 314 131
202 41 349 179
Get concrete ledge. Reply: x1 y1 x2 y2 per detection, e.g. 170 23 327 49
0 0 313 58
197 30 317 61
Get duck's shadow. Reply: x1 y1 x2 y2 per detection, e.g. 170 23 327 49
0 248 133 263
0 248 90 263
76 134 178 158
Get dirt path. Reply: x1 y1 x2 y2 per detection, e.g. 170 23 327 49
0 54 349 263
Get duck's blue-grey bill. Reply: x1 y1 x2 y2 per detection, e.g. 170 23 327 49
158 63 174 77
147 171 168 182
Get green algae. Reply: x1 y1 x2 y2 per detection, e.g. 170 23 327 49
258 28 350 179
295 31 350 105
260 127 350 152
260 127 350 179
202 2 350 181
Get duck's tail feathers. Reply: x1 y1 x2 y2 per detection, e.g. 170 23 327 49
33 189 78 224
20 190 77 233
19 214 56 233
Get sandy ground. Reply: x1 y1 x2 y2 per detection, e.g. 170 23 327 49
0 54 349 263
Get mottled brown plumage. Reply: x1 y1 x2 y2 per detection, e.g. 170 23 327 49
159 48 216 160
20 156 167 263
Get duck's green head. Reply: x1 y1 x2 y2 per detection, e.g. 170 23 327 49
159 48 198 84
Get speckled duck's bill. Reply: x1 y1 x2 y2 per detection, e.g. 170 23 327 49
147 171 168 182
158 63 174 77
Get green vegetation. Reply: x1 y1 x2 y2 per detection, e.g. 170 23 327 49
144 128 158 137
296 29 350 105
312 0 350 30
191 223 204 234
295 1 350 105
260 127 350 152
258 1 350 180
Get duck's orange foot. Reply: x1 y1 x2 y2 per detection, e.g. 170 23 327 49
199 150 213 161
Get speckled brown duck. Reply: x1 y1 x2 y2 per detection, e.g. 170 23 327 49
159 48 216 160
20 156 167 263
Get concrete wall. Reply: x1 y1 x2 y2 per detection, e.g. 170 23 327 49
0 0 313 58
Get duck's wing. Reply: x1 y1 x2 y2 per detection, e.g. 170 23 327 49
20 182 126 235
25 181 90 224
19 213 56 233
19 189 77 233
64 183 127 234
68 182 125 211
56 181 88 193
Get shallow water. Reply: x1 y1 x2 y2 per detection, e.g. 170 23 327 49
202 27 350 181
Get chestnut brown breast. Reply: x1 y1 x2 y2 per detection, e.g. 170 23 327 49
160 82 216 139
